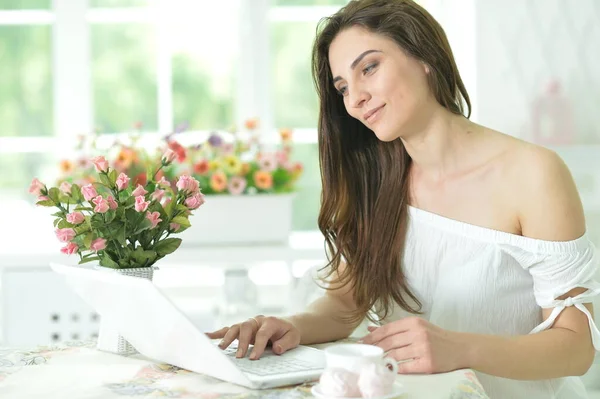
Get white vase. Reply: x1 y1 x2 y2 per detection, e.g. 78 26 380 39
94 266 157 355
179 193 294 246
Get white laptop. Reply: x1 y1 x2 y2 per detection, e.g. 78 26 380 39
49 262 325 389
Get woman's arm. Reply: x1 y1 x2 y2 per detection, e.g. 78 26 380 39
363 146 597 379
462 290 595 379
462 147 596 378
286 262 363 344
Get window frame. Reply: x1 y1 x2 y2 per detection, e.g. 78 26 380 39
0 1 473 152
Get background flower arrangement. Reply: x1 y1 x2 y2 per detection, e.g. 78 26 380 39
30 152 205 269
56 124 179 190
178 119 304 195
55 119 304 197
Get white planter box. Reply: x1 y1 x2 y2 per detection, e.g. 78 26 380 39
178 194 294 246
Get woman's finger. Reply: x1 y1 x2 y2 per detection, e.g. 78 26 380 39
205 327 229 339
236 320 258 358
219 324 241 349
249 326 275 360
387 344 418 364
375 331 415 353
271 329 300 355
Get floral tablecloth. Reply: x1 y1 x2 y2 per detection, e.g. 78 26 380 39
0 340 489 399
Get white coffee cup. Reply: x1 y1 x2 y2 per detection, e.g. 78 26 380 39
324 343 398 375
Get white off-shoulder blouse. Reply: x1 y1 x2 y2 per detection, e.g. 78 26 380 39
384 205 600 399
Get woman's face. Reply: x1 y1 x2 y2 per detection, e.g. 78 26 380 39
328 26 432 141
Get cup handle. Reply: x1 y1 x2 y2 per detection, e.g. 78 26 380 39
383 356 398 374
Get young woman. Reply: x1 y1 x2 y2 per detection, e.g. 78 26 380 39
208 1 600 397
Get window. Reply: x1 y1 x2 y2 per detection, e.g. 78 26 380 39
170 1 239 131
1 0 445 232
0 0 50 9
0 26 52 137
92 23 158 133
269 0 347 229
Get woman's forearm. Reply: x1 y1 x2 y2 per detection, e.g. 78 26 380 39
461 328 595 380
285 294 361 345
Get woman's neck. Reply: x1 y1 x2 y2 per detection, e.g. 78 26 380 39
401 107 481 183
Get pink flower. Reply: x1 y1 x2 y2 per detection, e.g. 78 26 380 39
169 223 180 232
92 196 109 213
259 153 277 172
222 143 234 155
90 238 107 252
276 150 291 169
116 173 130 191
37 195 50 202
156 176 170 189
91 156 109 173
152 189 165 202
228 176 247 195
162 149 177 164
135 195 150 212
184 192 205 210
60 242 79 255
146 211 162 229
66 212 85 225
132 184 148 197
176 175 200 193
107 195 118 210
81 184 98 201
55 228 76 243
29 178 45 196
59 181 72 194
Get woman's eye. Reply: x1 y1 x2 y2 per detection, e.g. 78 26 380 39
363 63 377 74
338 86 348 96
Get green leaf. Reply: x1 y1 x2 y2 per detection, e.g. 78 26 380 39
155 238 182 257
105 210 116 223
79 256 100 265
57 219 74 229
165 197 175 217
48 187 60 203
74 206 93 212
53 218 61 227
119 190 130 202
71 184 83 202
171 216 191 228
99 173 111 188
109 169 118 186
90 215 105 229
36 199 55 207
74 225 89 235
133 218 153 235
131 247 157 266
83 233 93 249
99 254 119 269
58 194 73 204
116 226 127 246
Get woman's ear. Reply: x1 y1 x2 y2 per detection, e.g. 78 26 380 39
423 64 430 74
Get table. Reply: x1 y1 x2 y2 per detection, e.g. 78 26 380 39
0 340 490 399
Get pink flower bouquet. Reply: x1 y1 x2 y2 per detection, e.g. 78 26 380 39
29 150 205 269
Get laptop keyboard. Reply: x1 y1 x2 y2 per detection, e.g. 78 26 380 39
222 346 323 376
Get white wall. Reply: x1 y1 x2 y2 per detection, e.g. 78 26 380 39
474 0 600 144
471 0 600 381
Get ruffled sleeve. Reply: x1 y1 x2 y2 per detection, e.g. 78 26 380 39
512 234 600 350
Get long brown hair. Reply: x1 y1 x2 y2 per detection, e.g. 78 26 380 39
312 0 471 324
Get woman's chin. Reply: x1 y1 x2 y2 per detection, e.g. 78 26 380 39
373 130 398 142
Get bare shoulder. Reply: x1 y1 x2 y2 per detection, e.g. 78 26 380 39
492 131 585 241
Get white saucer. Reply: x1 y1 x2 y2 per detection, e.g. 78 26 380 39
311 382 405 399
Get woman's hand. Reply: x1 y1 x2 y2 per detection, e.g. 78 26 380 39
206 315 301 360
360 317 466 374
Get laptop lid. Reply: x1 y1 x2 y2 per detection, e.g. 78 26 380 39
49 262 251 387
